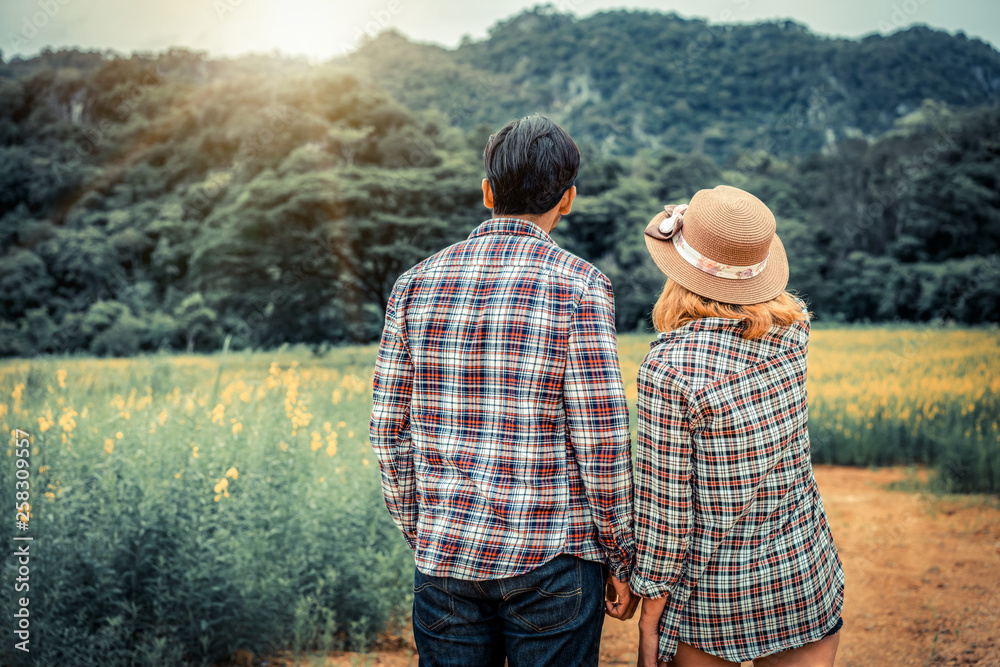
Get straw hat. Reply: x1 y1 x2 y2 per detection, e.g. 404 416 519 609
643 185 788 305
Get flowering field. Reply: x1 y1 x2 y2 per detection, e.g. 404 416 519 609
0 327 997 665
1 347 412 666
617 327 1000 493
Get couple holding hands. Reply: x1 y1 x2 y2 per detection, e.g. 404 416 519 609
370 115 844 666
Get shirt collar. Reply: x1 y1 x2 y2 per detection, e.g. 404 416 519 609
651 314 807 349
650 317 745 348
468 217 555 244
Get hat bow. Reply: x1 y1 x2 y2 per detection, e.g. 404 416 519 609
645 204 688 241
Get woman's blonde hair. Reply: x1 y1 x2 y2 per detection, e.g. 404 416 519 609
651 278 810 340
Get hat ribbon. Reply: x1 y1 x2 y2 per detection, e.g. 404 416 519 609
674 230 769 279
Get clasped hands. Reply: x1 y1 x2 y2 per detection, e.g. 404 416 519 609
605 576 667 667
604 573 639 620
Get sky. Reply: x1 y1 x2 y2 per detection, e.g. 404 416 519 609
1 0 998 63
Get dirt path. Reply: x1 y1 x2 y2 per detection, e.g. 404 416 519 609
274 466 1000 667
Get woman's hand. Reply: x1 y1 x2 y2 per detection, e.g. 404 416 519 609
636 595 668 667
637 619 660 667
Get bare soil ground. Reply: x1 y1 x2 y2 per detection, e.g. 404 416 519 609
257 466 1000 667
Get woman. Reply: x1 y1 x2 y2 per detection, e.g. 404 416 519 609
631 185 845 667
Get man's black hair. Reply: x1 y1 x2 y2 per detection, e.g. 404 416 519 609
483 114 580 216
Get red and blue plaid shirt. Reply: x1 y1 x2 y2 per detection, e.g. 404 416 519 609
370 217 635 581
631 308 844 662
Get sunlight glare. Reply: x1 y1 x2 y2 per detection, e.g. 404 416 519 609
256 0 348 61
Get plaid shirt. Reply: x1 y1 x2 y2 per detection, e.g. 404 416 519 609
630 307 844 663
370 217 635 581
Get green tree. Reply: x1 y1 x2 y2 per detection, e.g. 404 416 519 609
174 293 218 353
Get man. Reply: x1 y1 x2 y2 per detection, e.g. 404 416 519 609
369 114 636 666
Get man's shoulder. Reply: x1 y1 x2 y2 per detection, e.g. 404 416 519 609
540 241 608 289
391 237 468 289
398 226 609 291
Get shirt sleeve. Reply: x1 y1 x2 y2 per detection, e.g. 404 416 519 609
564 274 636 581
630 359 694 599
369 279 417 549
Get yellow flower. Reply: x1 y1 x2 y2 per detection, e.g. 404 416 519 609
115 431 123 440
45 492 55 501
232 422 243 435
214 478 229 493
104 439 114 454
38 466 48 474
175 472 181 479
157 409 168 425
323 421 331 433
340 374 365 394
214 494 221 502
279 441 289 452
226 467 238 480
59 408 79 432
362 458 370 466
211 403 226 425
337 421 346 428
57 369 67 389
326 443 337 457
192 446 200 459
331 389 342 405
347 431 354 439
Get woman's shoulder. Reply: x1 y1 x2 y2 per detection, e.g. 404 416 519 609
641 315 809 388
637 328 711 393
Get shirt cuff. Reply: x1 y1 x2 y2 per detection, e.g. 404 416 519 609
606 548 635 582
402 531 416 551
629 571 674 600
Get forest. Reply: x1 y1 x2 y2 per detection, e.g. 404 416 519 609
1 6 998 357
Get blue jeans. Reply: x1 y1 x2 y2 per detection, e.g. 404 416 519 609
412 554 607 666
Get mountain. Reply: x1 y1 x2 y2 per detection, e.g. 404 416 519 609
0 7 998 357
343 6 1000 162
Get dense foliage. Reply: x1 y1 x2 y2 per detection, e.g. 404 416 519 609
0 8 998 357
349 7 1000 160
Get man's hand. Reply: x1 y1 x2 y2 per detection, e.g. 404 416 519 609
604 574 639 620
